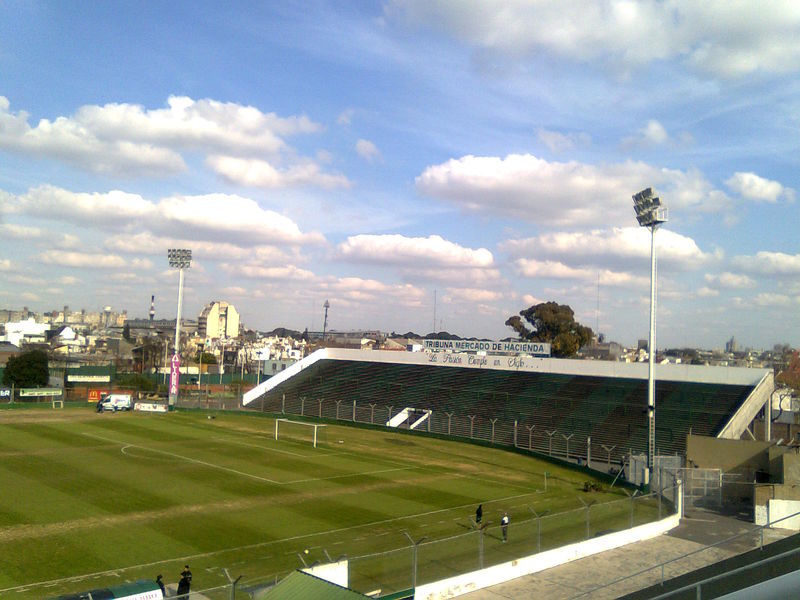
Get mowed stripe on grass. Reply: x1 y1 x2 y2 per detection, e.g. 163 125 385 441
0 408 633 598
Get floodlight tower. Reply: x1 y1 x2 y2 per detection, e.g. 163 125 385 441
632 188 668 486
167 249 192 408
322 299 330 341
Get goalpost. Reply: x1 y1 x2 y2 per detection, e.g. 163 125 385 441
274 418 327 448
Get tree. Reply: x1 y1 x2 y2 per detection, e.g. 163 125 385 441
505 301 593 358
777 350 800 392
195 351 217 365
3 350 49 387
114 372 156 392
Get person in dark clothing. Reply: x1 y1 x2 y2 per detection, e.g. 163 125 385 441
155 574 166 597
176 564 192 597
475 504 483 525
96 399 103 413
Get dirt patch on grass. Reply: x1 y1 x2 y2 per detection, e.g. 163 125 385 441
0 408 96 425
0 470 463 544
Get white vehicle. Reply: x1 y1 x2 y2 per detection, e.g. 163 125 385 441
100 393 132 411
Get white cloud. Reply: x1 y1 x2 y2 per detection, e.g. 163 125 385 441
622 120 671 148
338 234 493 268
221 263 316 281
38 250 127 268
387 1 800 79
696 287 720 298
355 139 382 162
704 272 756 289
0 95 329 181
537 129 590 153
502 227 713 269
207 155 350 189
416 154 732 227
0 259 11 271
732 251 800 275
324 277 427 306
407 266 503 286
514 258 649 288
753 292 793 307
9 185 325 247
444 287 503 303
725 172 794 203
0 97 185 175
337 108 356 125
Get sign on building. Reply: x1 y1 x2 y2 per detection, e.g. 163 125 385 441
423 338 551 357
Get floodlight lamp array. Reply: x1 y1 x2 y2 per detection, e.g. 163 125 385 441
632 188 668 227
167 248 192 269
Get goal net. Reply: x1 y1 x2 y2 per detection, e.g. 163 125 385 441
274 418 327 448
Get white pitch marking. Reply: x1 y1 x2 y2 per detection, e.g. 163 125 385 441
284 465 419 484
212 436 306 457
82 432 281 484
1 489 547 596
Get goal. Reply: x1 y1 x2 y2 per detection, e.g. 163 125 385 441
274 418 327 448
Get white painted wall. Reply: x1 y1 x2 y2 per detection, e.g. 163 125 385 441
414 512 680 600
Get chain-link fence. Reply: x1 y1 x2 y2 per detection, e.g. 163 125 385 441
260 393 650 473
346 492 671 596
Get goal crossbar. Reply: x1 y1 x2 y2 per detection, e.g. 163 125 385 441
274 418 326 448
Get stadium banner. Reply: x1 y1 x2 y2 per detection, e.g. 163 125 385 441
20 388 63 397
0 388 10 398
68 374 111 383
134 402 168 413
423 338 551 356
88 389 111 402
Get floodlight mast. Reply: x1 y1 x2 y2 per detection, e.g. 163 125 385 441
167 249 192 408
632 188 667 486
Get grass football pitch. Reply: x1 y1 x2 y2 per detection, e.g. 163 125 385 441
0 406 660 598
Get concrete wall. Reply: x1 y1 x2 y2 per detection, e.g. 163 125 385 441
782 451 800 483
686 434 769 472
756 499 800 530
414 509 681 599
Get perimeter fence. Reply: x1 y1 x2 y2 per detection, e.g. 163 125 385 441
143 490 673 599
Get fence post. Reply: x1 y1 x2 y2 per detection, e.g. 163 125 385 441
513 419 518 447
318 398 323 418
281 393 285 413
529 507 542 553
490 418 497 444
446 412 453 436
336 400 342 420
586 436 591 469
469 415 476 439
370 403 376 424
352 399 356 421
301 396 305 416
403 532 427 590
577 497 592 539
546 430 556 456
478 526 484 569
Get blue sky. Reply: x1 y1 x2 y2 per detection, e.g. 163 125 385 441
1 1 799 350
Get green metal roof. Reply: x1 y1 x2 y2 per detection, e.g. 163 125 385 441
259 571 370 600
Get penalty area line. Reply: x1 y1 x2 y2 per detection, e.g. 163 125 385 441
82 432 281 485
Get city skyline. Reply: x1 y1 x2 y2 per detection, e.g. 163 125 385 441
1 2 799 349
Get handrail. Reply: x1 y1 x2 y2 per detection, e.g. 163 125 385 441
569 507 800 598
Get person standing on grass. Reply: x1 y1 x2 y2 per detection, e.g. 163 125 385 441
177 564 192 597
155 574 166 597
475 504 483 526
501 512 509 542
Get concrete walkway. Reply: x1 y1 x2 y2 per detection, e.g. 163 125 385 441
458 511 793 599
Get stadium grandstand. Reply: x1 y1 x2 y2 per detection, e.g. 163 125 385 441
243 348 774 476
